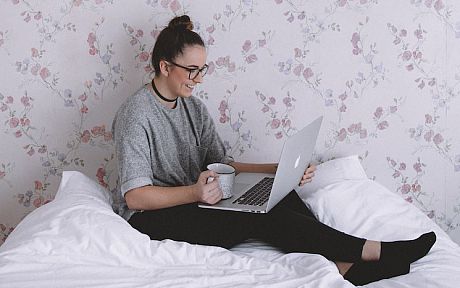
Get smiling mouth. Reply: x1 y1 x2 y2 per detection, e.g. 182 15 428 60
185 84 195 90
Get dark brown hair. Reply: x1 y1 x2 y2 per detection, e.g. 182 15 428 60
151 15 205 76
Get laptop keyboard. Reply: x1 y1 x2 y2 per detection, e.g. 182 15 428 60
232 177 274 206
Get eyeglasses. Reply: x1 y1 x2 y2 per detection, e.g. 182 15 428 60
167 61 209 80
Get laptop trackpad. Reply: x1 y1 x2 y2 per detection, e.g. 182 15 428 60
233 183 250 194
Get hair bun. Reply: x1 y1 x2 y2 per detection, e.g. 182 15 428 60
168 15 194 31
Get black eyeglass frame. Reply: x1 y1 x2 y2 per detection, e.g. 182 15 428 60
167 61 209 80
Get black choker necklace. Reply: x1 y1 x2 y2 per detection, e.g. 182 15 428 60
151 79 178 103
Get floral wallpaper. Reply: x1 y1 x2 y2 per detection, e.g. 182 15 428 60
1 0 459 245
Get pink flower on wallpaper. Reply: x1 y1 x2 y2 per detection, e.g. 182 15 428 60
73 0 83 7
293 64 304 76
34 12 42 21
433 133 444 145
275 131 283 139
207 36 215 46
399 163 406 170
377 121 389 130
80 104 88 114
129 38 138 46
26 147 34 156
207 62 215 75
283 96 292 107
6 96 13 104
245 54 257 64
413 162 423 173
206 25 215 33
414 27 425 40
242 40 251 52
271 119 281 129
0 171 5 179
268 97 276 105
337 128 347 142
39 67 50 80
337 0 347 7
282 119 291 128
294 48 302 58
14 130 22 138
87 32 96 46
103 132 112 142
33 196 44 208
91 125 105 136
38 145 47 154
219 115 229 124
9 117 19 128
258 39 266 47
424 130 433 142
11 0 20 4
401 183 411 194
351 32 361 55
31 48 39 57
261 105 269 113
348 123 362 133
303 67 314 81
20 117 30 127
81 130 91 143
138 51 150 62
0 103 7 112
31 64 40 76
434 0 445 11
425 114 433 124
169 0 181 13
21 96 30 106
406 64 414 71
360 129 368 139
228 62 236 72
402 50 412 61
34 180 43 191
78 93 88 102
274 0 283 4
218 100 228 113
97 167 108 188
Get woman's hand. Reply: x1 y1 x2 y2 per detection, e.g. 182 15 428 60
192 170 223 204
299 164 316 186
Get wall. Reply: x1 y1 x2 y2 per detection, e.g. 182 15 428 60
1 0 459 245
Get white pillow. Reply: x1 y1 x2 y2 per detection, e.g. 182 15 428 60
296 155 367 196
55 170 113 206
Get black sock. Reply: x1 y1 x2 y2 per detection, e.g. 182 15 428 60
344 260 410 286
380 231 436 264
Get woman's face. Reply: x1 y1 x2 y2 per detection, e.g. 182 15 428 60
166 45 207 98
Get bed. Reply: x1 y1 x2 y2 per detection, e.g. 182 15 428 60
1 155 459 287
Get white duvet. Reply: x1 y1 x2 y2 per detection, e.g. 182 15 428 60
1 156 459 288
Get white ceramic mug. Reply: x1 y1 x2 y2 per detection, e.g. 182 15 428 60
207 163 235 199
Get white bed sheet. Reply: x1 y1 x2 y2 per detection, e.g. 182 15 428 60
1 157 459 287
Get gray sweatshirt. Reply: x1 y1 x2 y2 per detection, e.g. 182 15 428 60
112 86 228 219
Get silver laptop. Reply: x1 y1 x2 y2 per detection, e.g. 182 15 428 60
199 116 323 213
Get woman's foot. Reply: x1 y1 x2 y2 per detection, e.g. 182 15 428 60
344 260 410 286
379 231 436 264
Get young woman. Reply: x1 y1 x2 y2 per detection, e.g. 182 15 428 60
112 15 436 286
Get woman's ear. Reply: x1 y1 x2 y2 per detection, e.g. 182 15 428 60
159 60 169 77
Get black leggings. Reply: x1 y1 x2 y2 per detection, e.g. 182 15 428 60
128 191 366 262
